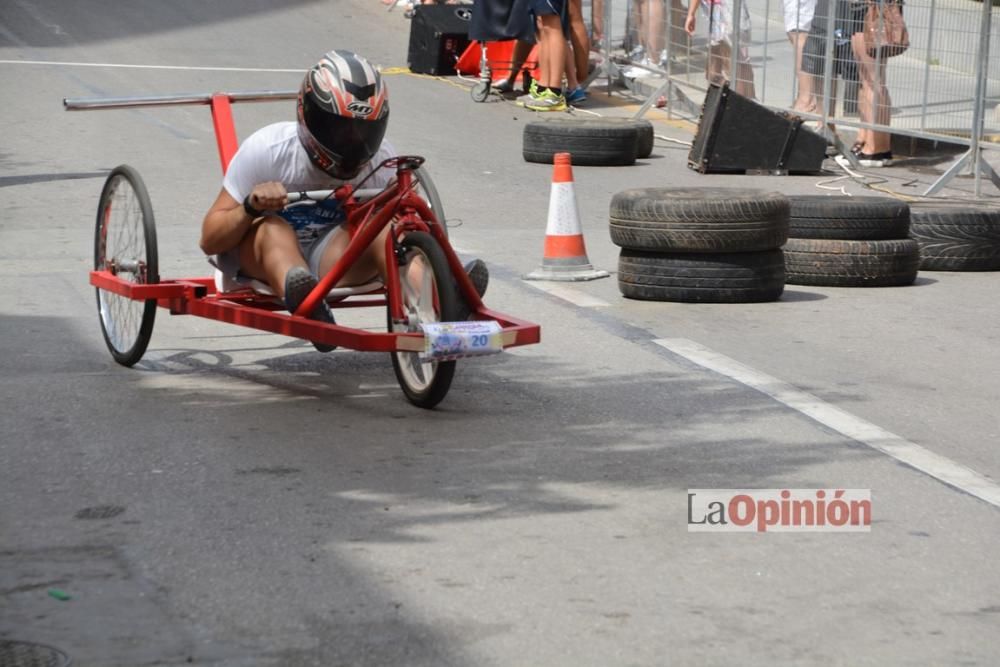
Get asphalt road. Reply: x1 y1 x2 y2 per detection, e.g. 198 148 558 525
2 1 999 665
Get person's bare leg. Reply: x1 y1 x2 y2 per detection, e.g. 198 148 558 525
317 225 392 286
736 53 756 99
512 39 534 84
538 14 567 89
591 0 604 46
567 0 591 80
496 39 535 91
711 42 755 98
237 217 309 298
707 42 728 87
632 0 646 57
646 0 665 63
852 33 891 154
565 41 579 89
789 30 817 112
869 59 892 152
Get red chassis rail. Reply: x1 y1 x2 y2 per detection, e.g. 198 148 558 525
81 91 540 353
89 270 540 352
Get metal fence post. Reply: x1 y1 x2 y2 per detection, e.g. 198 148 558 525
971 0 992 196
605 0 614 90
731 0 743 90
820 0 836 132
761 0 770 104
925 0 998 196
919 0 938 134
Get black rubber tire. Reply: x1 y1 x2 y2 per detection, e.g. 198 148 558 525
618 249 786 303
413 166 448 237
783 238 920 287
389 231 460 409
94 165 158 366
523 118 638 166
788 195 910 240
609 187 789 252
631 119 655 159
908 201 1000 271
571 117 654 158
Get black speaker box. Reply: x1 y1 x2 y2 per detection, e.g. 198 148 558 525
407 4 473 76
688 82 827 175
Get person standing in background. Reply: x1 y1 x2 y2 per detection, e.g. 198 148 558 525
783 0 820 114
517 0 571 110
591 0 605 49
850 0 893 166
567 0 592 84
631 0 666 69
685 0 756 98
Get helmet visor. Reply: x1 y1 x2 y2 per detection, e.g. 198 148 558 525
304 105 388 174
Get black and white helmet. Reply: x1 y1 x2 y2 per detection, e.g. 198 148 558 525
297 50 389 178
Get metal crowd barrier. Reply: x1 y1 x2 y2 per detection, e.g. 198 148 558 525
583 0 998 197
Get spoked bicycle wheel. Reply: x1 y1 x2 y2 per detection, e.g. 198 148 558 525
94 165 159 366
390 231 460 409
412 166 448 237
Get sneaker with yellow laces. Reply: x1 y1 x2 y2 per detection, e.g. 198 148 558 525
521 86 567 112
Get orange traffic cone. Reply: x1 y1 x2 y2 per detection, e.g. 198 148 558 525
524 153 610 282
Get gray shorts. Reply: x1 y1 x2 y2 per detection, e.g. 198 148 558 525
214 223 342 286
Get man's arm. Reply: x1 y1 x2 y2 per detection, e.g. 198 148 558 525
199 182 287 256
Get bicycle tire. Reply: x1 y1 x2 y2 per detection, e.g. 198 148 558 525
389 231 460 409
94 165 158 366
413 166 448 237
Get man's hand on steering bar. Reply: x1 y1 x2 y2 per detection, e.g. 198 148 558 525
248 181 288 214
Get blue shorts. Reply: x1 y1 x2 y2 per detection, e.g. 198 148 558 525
530 0 567 30
277 200 346 275
530 0 564 16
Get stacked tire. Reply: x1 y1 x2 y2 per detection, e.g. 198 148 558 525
908 201 1000 271
610 188 788 303
523 117 654 166
783 196 920 287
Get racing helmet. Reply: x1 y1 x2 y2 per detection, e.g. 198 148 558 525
297 50 389 179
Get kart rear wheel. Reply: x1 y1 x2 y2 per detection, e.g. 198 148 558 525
94 165 158 366
390 231 460 409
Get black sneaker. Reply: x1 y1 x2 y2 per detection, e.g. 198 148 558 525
857 151 893 167
284 266 337 353
464 259 489 298
455 259 489 321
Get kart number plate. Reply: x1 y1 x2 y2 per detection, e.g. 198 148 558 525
420 320 504 361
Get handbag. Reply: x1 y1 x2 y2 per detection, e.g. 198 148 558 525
863 0 909 58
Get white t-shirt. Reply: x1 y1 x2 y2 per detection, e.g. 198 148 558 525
222 121 396 240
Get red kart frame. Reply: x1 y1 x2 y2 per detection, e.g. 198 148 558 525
67 90 540 407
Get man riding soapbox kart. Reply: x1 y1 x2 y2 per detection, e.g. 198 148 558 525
65 90 540 409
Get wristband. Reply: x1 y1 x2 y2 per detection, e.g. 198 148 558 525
243 195 263 219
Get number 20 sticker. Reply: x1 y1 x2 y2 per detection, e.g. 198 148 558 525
420 321 503 361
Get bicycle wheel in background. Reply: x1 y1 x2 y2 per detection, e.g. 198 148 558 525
389 231 460 409
412 166 448 237
94 165 159 366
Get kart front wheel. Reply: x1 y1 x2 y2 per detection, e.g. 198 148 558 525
389 231 460 409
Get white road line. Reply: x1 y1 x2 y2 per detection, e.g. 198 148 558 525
524 281 610 308
0 59 302 73
654 337 1000 509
